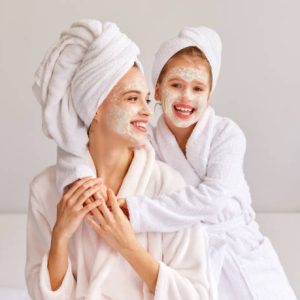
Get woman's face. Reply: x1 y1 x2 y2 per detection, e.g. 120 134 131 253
156 54 211 129
92 67 152 147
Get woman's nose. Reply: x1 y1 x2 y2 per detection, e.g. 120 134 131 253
140 100 153 116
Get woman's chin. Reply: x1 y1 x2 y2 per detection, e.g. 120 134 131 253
126 134 147 149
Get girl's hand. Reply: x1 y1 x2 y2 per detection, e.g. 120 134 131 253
52 177 103 243
85 189 138 254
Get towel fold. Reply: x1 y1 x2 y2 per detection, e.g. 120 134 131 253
32 19 141 193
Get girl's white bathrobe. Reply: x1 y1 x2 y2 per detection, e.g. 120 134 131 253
126 107 297 300
25 143 210 300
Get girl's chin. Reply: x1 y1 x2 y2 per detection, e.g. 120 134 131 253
165 113 199 129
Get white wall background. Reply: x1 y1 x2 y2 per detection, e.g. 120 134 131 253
0 0 299 213
0 0 299 296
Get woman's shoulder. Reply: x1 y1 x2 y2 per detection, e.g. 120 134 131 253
29 165 59 207
30 165 56 190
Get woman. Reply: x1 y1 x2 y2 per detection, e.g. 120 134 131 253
121 26 297 299
25 20 210 300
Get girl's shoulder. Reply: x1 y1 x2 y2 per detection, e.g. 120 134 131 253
212 113 247 145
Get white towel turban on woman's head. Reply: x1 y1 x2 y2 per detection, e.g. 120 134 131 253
33 19 142 193
152 26 222 92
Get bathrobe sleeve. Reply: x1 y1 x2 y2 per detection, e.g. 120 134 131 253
25 182 76 300
127 120 247 232
154 225 210 300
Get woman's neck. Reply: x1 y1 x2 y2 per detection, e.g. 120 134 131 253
88 134 134 195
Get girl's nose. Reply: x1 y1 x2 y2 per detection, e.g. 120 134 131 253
182 88 193 102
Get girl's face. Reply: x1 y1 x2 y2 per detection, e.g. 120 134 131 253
156 54 211 129
91 67 152 147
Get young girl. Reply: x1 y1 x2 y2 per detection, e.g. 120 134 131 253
122 26 297 299
25 20 210 300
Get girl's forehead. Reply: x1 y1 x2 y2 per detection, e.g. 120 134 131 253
163 57 209 80
164 66 209 84
167 54 208 69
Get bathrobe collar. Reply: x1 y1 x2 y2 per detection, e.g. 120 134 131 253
153 106 215 186
74 141 156 299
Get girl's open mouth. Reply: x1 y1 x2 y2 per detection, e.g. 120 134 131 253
173 104 195 120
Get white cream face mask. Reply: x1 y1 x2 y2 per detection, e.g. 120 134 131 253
161 67 210 128
103 79 150 145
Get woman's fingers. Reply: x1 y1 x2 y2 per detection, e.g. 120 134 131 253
98 198 113 224
74 185 102 208
80 199 102 216
69 179 101 205
108 189 119 213
63 177 93 200
118 198 127 208
87 196 106 224
85 215 103 235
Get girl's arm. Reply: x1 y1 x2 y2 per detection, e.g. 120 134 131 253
125 121 248 232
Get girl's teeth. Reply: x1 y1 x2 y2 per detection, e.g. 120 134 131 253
175 106 193 112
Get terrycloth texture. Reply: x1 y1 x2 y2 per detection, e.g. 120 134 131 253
25 143 210 300
152 26 222 92
32 19 141 193
126 107 297 299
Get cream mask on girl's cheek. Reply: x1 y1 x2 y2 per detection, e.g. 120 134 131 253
161 67 210 128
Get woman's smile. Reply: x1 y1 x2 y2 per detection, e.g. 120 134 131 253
130 119 149 133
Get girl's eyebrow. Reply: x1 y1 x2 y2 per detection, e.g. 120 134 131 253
168 77 207 87
167 76 184 81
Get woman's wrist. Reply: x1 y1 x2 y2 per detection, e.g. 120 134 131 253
119 239 140 259
51 225 69 251
120 240 159 293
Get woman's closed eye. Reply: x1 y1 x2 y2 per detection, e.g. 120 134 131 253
127 96 138 102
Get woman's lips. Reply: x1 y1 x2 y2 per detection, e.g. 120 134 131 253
173 103 195 120
130 120 148 133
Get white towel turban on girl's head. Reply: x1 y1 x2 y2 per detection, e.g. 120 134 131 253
152 26 222 92
33 19 142 193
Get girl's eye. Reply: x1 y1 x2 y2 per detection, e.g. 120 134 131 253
146 99 151 104
194 86 204 92
171 83 181 88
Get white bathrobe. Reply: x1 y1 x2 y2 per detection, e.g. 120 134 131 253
25 143 210 300
126 107 297 300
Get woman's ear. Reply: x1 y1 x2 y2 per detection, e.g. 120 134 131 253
154 84 161 102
